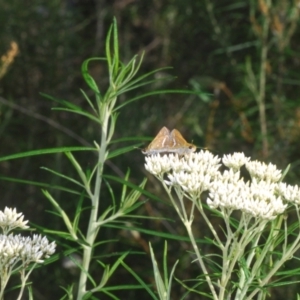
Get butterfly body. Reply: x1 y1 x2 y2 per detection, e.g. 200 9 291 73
142 126 196 155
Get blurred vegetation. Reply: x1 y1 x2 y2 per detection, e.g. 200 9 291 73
1 0 300 299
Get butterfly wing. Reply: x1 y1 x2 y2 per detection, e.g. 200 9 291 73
170 129 188 146
142 127 171 154
170 129 196 154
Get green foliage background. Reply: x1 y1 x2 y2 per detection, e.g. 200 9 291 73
1 0 300 299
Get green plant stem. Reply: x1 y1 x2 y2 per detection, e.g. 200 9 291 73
160 180 184 221
16 265 36 300
234 221 268 300
235 233 260 299
219 217 247 299
161 184 218 300
245 215 300 300
185 222 218 300
219 212 236 299
195 200 223 248
76 106 110 300
0 266 12 300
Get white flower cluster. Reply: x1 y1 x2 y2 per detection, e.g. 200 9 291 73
145 151 221 197
0 207 56 270
145 151 300 220
0 207 29 234
0 233 56 268
246 160 282 182
223 152 250 170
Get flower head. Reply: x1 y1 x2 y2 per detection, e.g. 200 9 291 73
246 161 282 183
145 151 221 198
276 182 300 204
0 233 56 268
145 154 174 176
222 152 250 171
144 151 295 220
0 207 29 234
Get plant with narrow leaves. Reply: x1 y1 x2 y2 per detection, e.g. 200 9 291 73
144 151 300 300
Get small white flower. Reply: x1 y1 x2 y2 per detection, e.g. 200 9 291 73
208 178 249 211
171 171 211 197
191 151 221 171
168 155 184 172
246 161 282 183
0 233 56 268
216 169 241 184
208 172 287 220
0 207 29 234
276 183 300 204
223 152 250 170
244 195 287 220
144 154 173 176
250 179 276 201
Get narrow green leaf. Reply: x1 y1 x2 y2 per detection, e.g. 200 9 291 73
163 241 169 287
121 261 158 299
51 107 100 123
114 55 138 87
42 190 78 241
108 252 129 278
0 176 84 196
112 17 119 77
80 89 97 114
120 170 130 206
81 58 104 94
103 178 117 210
38 229 74 240
41 167 84 188
105 23 113 76
167 259 179 299
149 243 166 300
40 93 81 110
107 112 118 143
64 152 88 185
121 178 147 212
280 164 290 181
109 136 150 144
107 144 142 159
73 193 85 231
121 200 145 215
97 205 115 223
116 64 171 90
0 146 96 162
